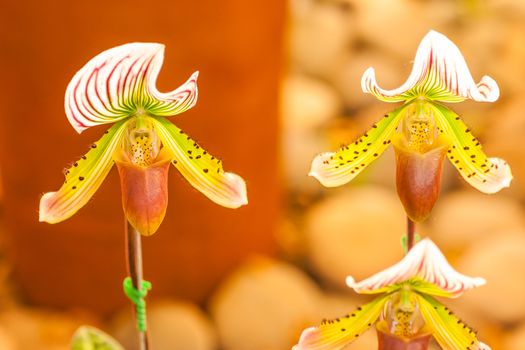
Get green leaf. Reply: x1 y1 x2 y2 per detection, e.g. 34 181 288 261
71 326 124 350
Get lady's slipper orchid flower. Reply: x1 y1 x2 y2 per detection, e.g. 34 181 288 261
293 239 491 350
309 30 511 222
39 43 248 235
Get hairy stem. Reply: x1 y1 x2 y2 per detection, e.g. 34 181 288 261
125 220 149 350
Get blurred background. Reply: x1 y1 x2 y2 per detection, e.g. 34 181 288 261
0 0 525 349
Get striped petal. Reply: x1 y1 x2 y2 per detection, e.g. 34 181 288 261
39 120 129 223
152 117 248 208
362 30 499 103
71 326 124 350
430 102 512 193
309 105 405 187
346 239 485 298
66 43 198 133
293 295 389 350
416 294 491 350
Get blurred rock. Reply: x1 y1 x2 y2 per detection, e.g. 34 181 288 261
210 257 321 350
489 0 525 18
429 191 525 253
455 17 506 87
0 326 15 350
504 323 525 350
305 186 405 288
457 232 525 323
484 99 525 199
353 0 457 60
289 0 356 77
282 75 342 133
0 307 98 350
316 292 360 320
330 50 407 108
281 75 342 193
112 300 216 350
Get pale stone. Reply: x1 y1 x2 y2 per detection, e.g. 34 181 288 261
489 0 525 18
316 292 361 320
457 232 525 323
0 326 15 350
484 99 525 198
289 0 356 77
210 257 322 350
281 75 342 193
353 0 457 59
0 307 97 350
504 323 525 350
281 75 342 132
305 186 406 289
429 191 525 253
111 300 216 350
283 130 330 194
330 50 408 108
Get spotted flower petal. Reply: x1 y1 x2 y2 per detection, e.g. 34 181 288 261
65 43 198 133
39 120 129 223
362 30 499 103
416 293 490 350
346 238 485 298
152 117 248 208
293 294 390 350
309 105 406 187
430 102 512 193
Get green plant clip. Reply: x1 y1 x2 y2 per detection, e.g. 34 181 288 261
123 277 152 332
401 234 421 254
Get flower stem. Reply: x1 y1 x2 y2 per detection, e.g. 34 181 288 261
125 220 150 350
406 216 415 252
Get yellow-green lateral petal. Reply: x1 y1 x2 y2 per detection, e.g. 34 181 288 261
152 117 248 208
39 120 129 223
430 102 512 193
293 294 389 350
416 293 486 350
309 105 406 187
71 326 124 350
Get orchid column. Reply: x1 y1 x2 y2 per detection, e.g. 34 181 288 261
39 43 247 349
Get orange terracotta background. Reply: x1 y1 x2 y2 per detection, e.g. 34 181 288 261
0 0 284 315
